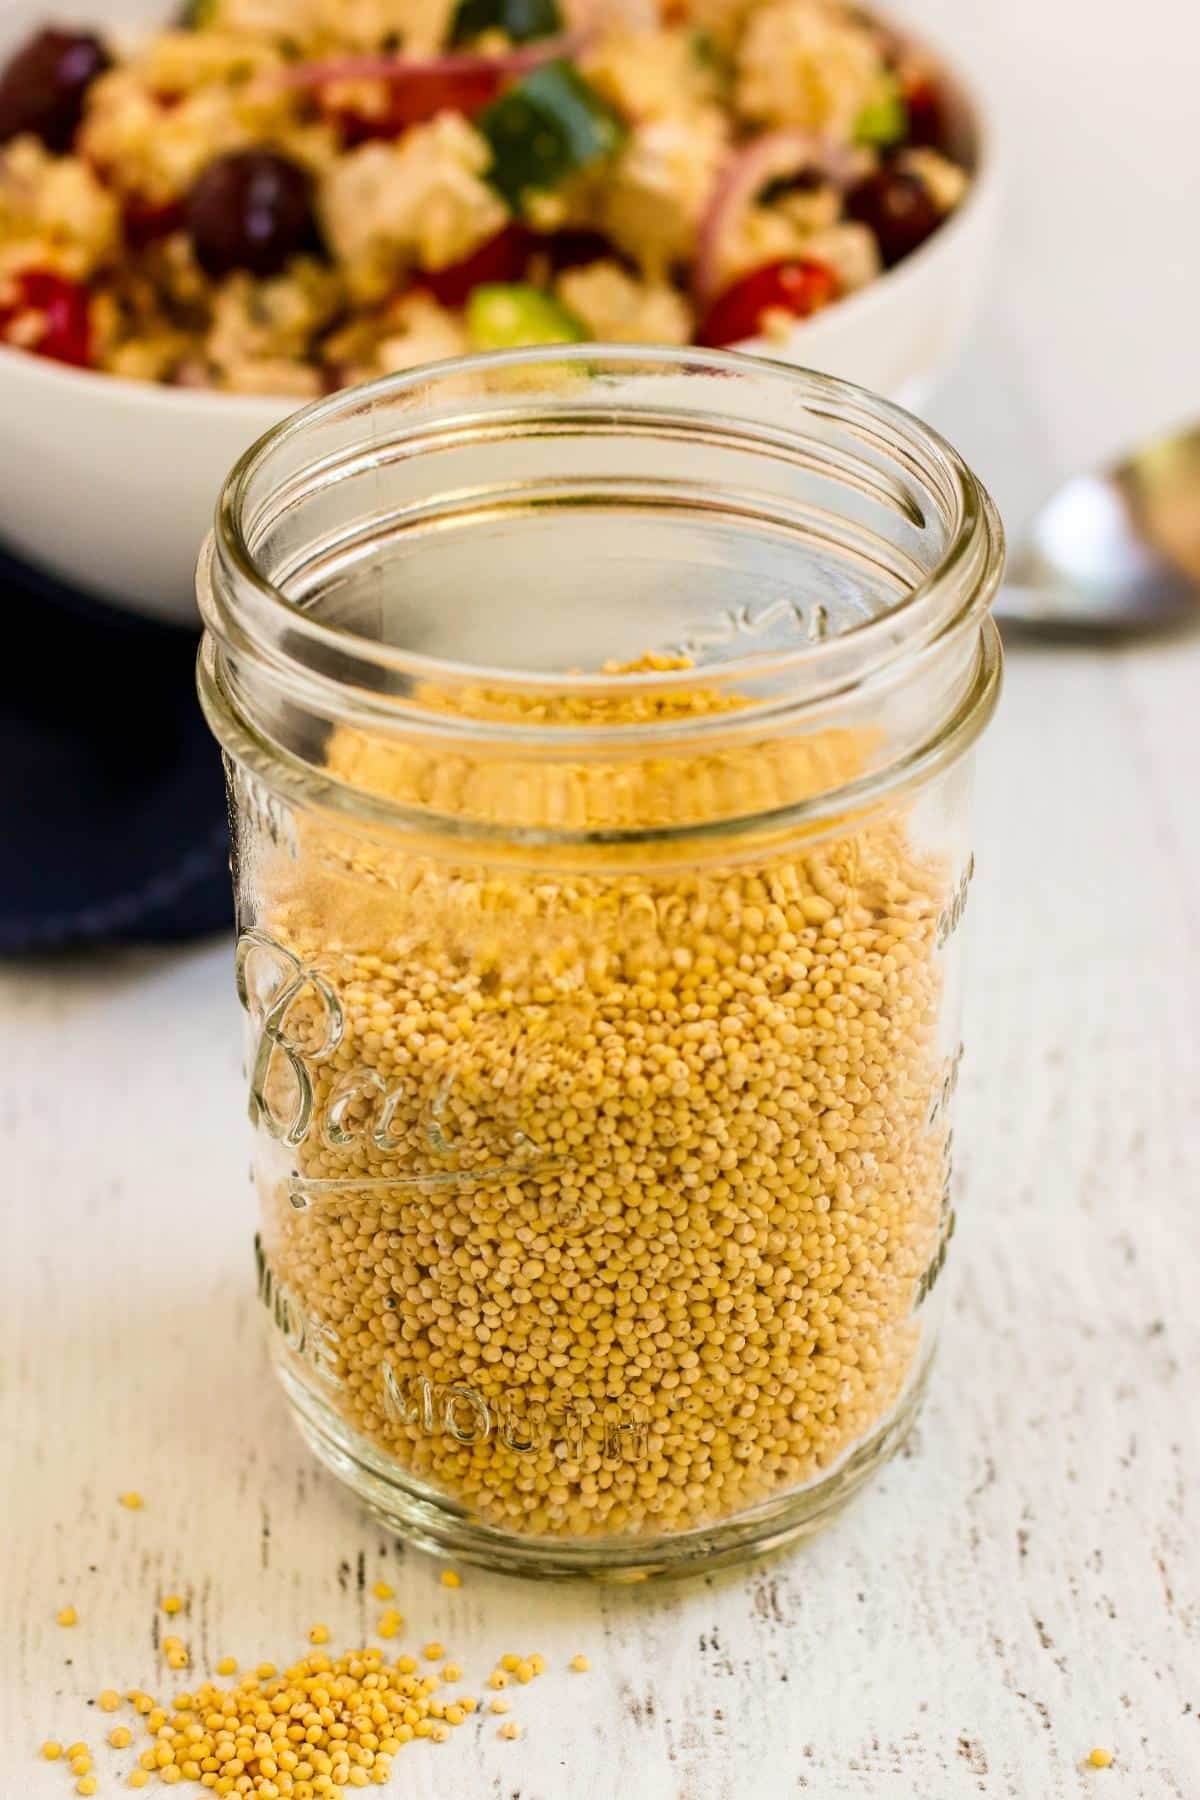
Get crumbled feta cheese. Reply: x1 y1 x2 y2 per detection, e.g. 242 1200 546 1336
737 0 885 138
599 110 729 275
555 259 693 342
319 117 508 291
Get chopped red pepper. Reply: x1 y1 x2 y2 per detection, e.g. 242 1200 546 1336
330 64 506 141
417 224 621 309
420 224 533 305
697 258 839 348
0 268 92 366
902 75 950 152
122 193 186 249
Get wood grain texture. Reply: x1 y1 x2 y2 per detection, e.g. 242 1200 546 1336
3 637 1197 1799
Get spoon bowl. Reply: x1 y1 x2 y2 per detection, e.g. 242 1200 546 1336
996 422 1200 637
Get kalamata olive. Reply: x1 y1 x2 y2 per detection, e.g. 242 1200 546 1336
0 27 110 152
541 228 619 272
845 165 941 267
185 150 320 279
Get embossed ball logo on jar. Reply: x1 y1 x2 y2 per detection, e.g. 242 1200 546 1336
236 926 591 1221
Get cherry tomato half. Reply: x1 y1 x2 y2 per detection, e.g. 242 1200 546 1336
697 258 839 349
0 269 92 366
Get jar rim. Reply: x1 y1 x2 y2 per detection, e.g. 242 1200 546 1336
202 345 1004 736
199 611 1002 856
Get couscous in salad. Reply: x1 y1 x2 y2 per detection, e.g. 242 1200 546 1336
0 0 971 393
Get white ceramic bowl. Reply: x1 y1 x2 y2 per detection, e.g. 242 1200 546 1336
0 0 997 623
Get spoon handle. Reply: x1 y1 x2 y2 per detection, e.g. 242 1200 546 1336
992 584 1181 641
988 584 1105 638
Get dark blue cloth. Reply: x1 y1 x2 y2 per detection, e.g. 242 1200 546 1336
0 544 231 952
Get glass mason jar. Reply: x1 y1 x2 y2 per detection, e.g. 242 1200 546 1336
197 347 1003 1580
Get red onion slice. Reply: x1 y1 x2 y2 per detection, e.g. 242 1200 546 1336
693 128 865 306
271 33 586 92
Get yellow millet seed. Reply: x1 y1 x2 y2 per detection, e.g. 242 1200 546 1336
66 1743 88 1758
371 1581 393 1601
308 1625 330 1645
499 1655 521 1674
75 1779 98 1797
421 1642 444 1662
69 1752 92 1775
89 1644 470 1794
376 1611 401 1639
98 1689 122 1712
440 1662 463 1683
1088 1748 1114 1769
487 1671 509 1690
251 663 953 1542
119 1491 144 1510
499 1720 521 1741
162 1595 184 1616
167 1648 189 1670
40 1741 63 1760
438 1570 461 1588
569 1654 591 1673
56 1606 78 1627
109 1725 133 1749
215 1657 238 1676
489 1698 510 1715
128 1772 150 1789
527 1654 546 1675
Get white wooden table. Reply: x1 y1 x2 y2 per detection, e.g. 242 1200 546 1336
4 0 1199 1791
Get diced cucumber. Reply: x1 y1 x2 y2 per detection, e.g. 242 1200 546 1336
466 282 587 349
450 0 562 45
479 62 627 210
854 73 908 148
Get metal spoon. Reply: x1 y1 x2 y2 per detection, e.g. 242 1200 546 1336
995 421 1200 637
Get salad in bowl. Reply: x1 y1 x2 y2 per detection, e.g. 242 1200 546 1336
0 0 975 396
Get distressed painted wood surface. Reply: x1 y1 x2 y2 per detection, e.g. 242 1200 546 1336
4 638 1198 1798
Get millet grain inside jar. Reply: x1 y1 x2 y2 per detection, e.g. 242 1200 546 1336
254 667 949 1542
